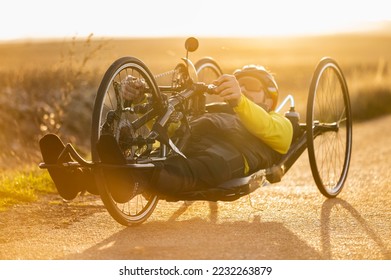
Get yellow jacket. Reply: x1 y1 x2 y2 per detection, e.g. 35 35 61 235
233 94 293 155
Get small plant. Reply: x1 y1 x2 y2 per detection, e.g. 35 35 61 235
40 33 106 137
0 169 55 211
0 34 106 168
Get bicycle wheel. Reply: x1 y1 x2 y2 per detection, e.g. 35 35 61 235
307 57 352 198
195 57 223 82
91 56 161 225
195 57 223 103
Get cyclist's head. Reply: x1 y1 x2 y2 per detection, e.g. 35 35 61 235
234 65 278 111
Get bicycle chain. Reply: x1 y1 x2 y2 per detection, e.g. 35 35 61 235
153 70 175 80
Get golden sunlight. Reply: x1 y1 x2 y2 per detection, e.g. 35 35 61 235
1 0 390 40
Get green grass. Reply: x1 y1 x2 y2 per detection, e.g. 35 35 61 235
0 169 55 211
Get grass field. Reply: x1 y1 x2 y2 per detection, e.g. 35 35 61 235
0 33 390 171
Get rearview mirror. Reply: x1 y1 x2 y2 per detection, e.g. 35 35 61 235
185 37 199 52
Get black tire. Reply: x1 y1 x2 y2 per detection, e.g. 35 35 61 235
91 57 160 225
307 57 352 198
195 57 223 103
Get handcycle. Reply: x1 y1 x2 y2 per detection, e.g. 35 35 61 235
39 37 352 226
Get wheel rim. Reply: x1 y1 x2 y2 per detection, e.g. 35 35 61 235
308 60 352 197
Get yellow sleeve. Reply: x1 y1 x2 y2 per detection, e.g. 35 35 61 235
233 95 293 154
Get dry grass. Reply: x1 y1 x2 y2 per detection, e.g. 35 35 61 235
0 34 391 169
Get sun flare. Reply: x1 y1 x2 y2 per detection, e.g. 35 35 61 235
1 0 390 40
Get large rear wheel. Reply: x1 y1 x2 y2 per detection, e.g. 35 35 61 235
306 57 352 198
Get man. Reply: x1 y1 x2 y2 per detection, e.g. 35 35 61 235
120 65 293 196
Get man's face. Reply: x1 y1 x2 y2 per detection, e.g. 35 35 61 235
238 76 273 110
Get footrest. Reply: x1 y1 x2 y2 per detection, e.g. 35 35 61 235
39 134 98 199
96 134 127 164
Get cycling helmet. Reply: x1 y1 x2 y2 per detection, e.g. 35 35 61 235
234 65 279 111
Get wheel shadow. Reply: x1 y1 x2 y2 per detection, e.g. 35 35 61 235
320 198 391 259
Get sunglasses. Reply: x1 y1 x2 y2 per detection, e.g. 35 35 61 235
238 77 264 92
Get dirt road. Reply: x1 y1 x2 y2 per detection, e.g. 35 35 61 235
1 116 390 260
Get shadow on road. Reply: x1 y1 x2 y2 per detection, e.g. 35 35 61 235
64 200 320 260
64 217 321 260
320 198 391 259
63 197 391 260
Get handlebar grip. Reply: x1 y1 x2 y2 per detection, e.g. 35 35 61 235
193 82 218 95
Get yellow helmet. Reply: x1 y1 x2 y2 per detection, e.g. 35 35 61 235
234 65 279 111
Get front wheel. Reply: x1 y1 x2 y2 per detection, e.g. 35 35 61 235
306 57 352 198
91 56 160 225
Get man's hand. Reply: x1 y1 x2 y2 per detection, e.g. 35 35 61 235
213 74 242 107
121 75 146 103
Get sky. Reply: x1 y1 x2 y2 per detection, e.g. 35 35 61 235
1 0 390 41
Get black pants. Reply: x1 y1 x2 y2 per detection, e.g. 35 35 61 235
152 136 277 195
153 147 243 195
